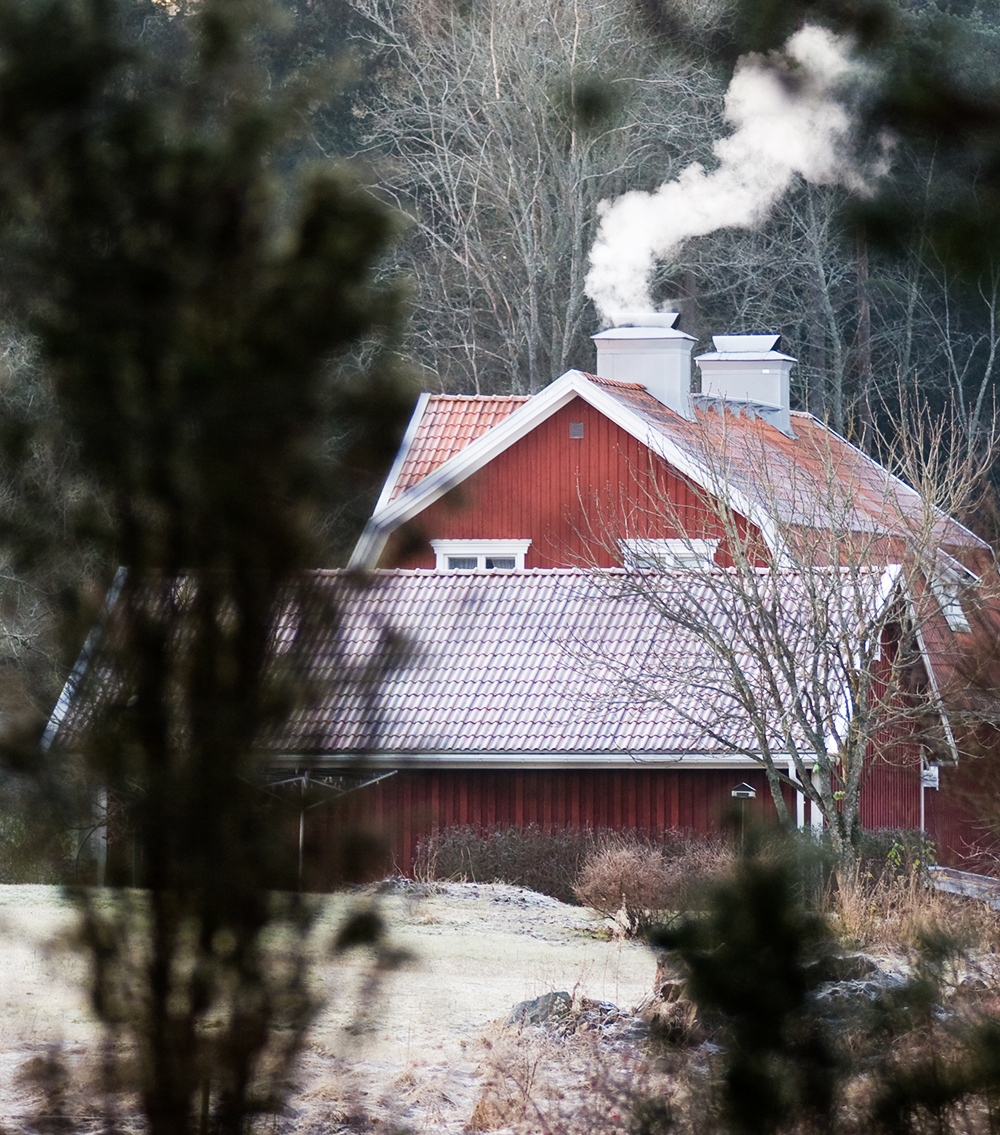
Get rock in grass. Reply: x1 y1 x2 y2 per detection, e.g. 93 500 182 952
506 991 573 1026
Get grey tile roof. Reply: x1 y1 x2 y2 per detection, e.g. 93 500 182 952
260 566 885 759
51 566 901 763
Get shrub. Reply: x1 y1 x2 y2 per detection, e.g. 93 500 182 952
573 838 671 922
412 824 730 907
0 776 69 884
573 833 732 932
412 824 601 904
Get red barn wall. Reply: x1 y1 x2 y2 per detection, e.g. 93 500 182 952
859 745 921 831
386 397 764 570
303 767 795 884
859 640 923 833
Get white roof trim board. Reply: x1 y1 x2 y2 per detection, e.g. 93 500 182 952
372 391 431 515
267 751 774 770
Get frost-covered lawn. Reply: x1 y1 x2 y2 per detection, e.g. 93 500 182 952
0 881 655 1132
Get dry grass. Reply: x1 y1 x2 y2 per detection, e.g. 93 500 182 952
466 1018 674 1135
835 866 1000 955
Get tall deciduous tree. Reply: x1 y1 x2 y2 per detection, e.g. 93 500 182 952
663 174 1000 444
0 0 411 1130
351 0 728 394
583 407 992 878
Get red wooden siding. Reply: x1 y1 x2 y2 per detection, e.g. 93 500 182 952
386 397 764 570
302 767 795 885
859 746 921 831
924 730 1000 867
858 639 922 832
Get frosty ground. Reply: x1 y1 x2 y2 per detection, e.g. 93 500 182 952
0 881 655 1132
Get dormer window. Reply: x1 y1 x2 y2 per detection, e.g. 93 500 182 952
621 538 719 570
928 568 971 633
431 539 531 572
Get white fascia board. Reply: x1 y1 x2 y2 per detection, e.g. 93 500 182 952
267 751 776 770
41 566 127 752
905 581 961 764
349 371 591 567
373 392 431 516
935 547 982 582
348 394 431 570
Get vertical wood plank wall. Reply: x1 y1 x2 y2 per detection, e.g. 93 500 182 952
305 767 794 884
389 397 763 570
926 761 998 867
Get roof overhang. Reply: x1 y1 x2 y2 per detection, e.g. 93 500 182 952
267 750 780 771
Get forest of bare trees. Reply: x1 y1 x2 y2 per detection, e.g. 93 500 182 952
341 0 1000 445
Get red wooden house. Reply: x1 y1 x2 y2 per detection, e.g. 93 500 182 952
49 315 1000 881
315 314 998 873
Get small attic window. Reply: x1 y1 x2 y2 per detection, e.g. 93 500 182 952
928 569 971 633
569 421 584 439
432 539 532 572
621 538 719 570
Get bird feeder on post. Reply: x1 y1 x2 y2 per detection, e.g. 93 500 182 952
731 782 756 854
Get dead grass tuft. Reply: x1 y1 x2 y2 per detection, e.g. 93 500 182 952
835 866 1000 954
466 1012 683 1135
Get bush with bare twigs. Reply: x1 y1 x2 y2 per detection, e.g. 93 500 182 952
413 824 601 904
837 834 1000 954
573 834 733 934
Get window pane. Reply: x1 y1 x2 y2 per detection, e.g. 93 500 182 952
485 557 515 570
447 557 478 570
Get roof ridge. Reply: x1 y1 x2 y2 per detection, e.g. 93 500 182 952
313 564 886 580
427 392 531 402
580 372 646 391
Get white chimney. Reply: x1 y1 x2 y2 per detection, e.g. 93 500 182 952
592 312 696 420
695 334 796 434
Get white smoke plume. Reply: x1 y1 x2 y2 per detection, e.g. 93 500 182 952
586 26 881 320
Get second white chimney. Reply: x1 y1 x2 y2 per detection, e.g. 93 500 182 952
695 334 796 434
592 312 696 420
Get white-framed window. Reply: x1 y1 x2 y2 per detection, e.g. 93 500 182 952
928 568 971 633
430 539 532 572
620 537 719 570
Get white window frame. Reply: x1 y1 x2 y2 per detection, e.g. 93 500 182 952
928 568 971 633
620 537 719 570
431 539 532 572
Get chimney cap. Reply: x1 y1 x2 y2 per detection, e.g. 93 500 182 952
609 311 680 329
593 312 695 343
697 333 796 362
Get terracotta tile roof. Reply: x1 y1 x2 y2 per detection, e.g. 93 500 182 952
391 394 529 499
592 382 983 554
396 377 983 556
